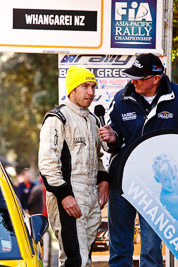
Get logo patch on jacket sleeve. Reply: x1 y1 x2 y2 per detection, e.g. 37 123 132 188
158 111 173 119
122 112 137 121
74 137 86 145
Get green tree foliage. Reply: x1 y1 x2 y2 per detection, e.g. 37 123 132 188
0 53 58 173
172 0 178 83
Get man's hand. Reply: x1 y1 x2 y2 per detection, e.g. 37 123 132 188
98 125 116 144
61 195 82 218
98 181 109 209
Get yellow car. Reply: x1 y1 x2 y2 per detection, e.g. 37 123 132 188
0 162 48 267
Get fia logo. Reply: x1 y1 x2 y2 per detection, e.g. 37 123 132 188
115 1 152 21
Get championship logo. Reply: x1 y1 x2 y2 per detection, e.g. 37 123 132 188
111 0 157 49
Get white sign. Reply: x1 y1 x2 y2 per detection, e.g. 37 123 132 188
0 0 163 54
121 130 178 259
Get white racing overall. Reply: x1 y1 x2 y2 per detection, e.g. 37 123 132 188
39 97 110 267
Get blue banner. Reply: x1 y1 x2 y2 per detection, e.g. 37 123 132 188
111 0 157 49
121 130 178 259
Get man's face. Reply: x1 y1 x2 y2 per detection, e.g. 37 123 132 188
131 75 158 97
23 170 31 184
69 81 96 108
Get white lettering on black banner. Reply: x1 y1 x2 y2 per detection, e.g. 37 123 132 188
13 9 97 31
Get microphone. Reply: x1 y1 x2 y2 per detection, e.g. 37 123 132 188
94 105 106 127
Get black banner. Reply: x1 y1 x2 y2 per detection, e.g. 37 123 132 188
13 9 97 31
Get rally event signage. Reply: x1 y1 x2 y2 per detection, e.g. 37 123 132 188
0 0 163 54
13 9 97 32
111 0 157 49
120 129 178 259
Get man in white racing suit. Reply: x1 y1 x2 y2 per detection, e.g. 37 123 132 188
38 65 110 267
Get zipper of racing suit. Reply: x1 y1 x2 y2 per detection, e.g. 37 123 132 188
84 116 94 186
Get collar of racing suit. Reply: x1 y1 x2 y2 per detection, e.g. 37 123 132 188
64 97 90 118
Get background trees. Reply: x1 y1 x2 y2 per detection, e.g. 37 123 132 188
0 53 58 175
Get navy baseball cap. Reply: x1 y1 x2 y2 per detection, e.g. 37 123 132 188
123 53 164 80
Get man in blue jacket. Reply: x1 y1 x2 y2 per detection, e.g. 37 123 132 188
99 53 178 267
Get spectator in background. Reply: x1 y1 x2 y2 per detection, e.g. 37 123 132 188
37 177 51 267
38 176 48 217
17 168 35 211
27 176 44 215
27 175 50 267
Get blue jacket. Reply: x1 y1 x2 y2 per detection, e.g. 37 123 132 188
17 182 35 210
108 74 178 191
